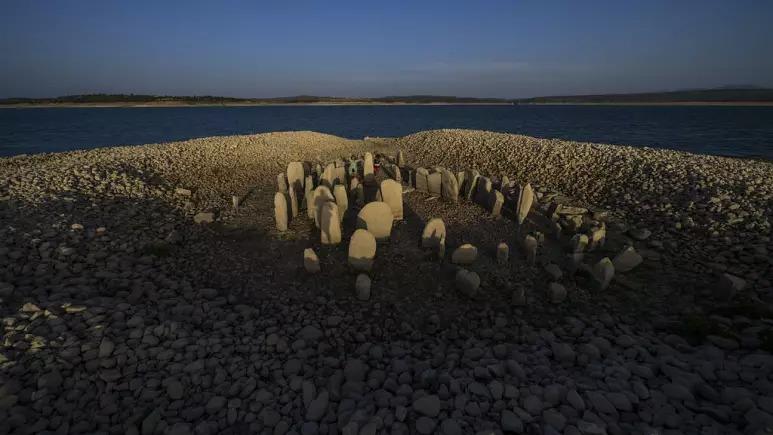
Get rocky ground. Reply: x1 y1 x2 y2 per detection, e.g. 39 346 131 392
1 130 772 435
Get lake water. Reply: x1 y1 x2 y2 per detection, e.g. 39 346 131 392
1 105 772 159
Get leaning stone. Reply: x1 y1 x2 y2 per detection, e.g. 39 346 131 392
333 185 348 222
451 244 478 265
357 202 393 240
274 193 289 232
456 171 465 193
441 170 459 202
491 190 505 217
516 183 534 224
415 168 429 192
428 172 442 196
500 175 510 191
379 179 403 220
304 249 320 273
497 242 509 265
287 162 305 192
523 235 538 265
277 173 288 193
593 257 615 290
716 273 746 301
612 246 643 272
194 212 215 224
463 169 480 199
348 229 377 272
356 274 371 301
312 186 335 228
571 234 589 253
319 202 342 245
548 282 567 303
456 269 480 297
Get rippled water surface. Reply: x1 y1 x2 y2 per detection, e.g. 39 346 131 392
1 105 772 158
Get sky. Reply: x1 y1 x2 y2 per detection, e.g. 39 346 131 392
2 0 772 99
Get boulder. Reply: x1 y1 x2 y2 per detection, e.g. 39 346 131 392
379 179 403 220
348 229 377 272
571 234 589 253
333 185 348 222
451 244 478 265
304 175 314 214
516 183 534 224
588 224 606 251
474 177 493 209
274 193 288 231
304 248 320 273
363 152 375 182
497 242 509 265
357 202 393 240
356 274 371 300
319 202 342 245
456 269 480 297
612 246 643 272
463 169 480 199
441 170 459 202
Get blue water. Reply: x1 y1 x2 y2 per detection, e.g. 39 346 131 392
1 105 772 159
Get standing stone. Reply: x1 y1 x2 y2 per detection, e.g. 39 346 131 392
464 169 480 199
356 274 371 301
415 168 429 192
288 187 299 218
356 202 393 240
274 193 289 232
593 257 615 290
500 176 510 191
571 234 589 253
333 185 348 222
474 177 493 209
516 183 535 225
523 235 538 265
350 178 365 206
320 202 342 245
304 248 320 273
456 172 465 194
312 186 335 228
497 242 509 265
441 170 459 202
428 172 442 196
396 150 405 166
588 224 606 251
451 244 478 265
321 163 336 188
379 179 403 220
232 195 240 210
491 190 505 217
363 152 374 181
456 269 480 297
304 175 314 214
348 229 377 272
392 164 402 182
334 164 347 187
421 218 446 249
612 246 642 272
277 173 288 193
287 162 305 192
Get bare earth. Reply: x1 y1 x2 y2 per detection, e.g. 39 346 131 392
1 130 772 434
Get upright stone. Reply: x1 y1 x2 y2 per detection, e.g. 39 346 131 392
500 176 510 191
288 187 299 218
441 170 459 202
277 173 288 193
415 168 430 192
312 186 335 228
428 172 442 196
287 162 305 192
571 234 589 253
356 202 393 240
333 185 348 222
321 163 336 188
363 152 375 182
379 179 403 220
523 235 538 265
588 224 606 251
350 178 365 206
474 177 493 209
593 257 615 290
451 244 478 265
491 191 505 217
304 248 320 273
319 202 342 245
274 192 289 232
497 242 509 265
516 183 535 225
456 172 465 194
232 195 240 210
464 169 480 200
348 229 377 271
421 218 446 258
396 150 405 166
304 175 314 215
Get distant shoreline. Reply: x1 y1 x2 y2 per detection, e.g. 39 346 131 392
2 101 773 108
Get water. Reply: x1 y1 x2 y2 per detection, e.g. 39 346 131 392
1 105 772 159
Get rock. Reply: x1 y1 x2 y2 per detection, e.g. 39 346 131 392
356 274 371 301
612 246 643 272
321 163 336 188
629 228 652 241
206 396 226 414
311 185 335 228
319 202 342 245
544 263 563 280
473 177 493 208
363 152 375 180
415 167 429 192
348 229 376 272
98 338 114 358
464 170 480 200
231 195 240 210
287 161 305 192
288 186 299 218
304 248 321 273
511 287 526 306
497 242 509 265
491 190 505 216
415 417 436 434
379 179 403 219
333 185 348 222
277 173 288 193
426 171 442 196
571 234 589 253
306 391 329 421
274 192 289 232
456 269 480 297
451 244 478 265
716 273 746 301
523 235 538 265
175 187 192 197
396 150 405 166
548 282 567 303
441 170 459 202
356 202 393 240
588 224 606 251
552 342 575 364
501 410 523 432
193 212 214 224
516 183 534 224
422 218 446 258
413 395 440 417
592 257 615 290
167 380 184 400
305 175 315 216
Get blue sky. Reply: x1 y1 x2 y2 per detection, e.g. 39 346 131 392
2 0 772 98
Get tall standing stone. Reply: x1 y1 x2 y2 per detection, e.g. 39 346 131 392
441 170 459 202
464 169 480 199
491 190 505 217
232 195 240 210
516 183 534 225
363 152 374 182
456 172 465 194
356 202 393 240
321 163 336 189
588 224 606 251
288 186 299 218
593 257 615 290
474 177 493 209
571 234 589 253
396 150 405 166
523 235 537 265
312 186 335 228
304 175 314 215
379 179 403 220
428 172 442 196
287 162 305 192
415 168 429 192
319 202 342 245
333 185 348 222
500 176 510 191
348 229 377 271
277 173 288 193
421 218 446 257
274 192 289 232
497 242 509 265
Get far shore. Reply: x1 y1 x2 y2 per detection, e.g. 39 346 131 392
3 101 773 108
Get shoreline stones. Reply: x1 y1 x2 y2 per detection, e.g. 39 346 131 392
451 244 478 265
348 229 377 272
357 202 393 240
